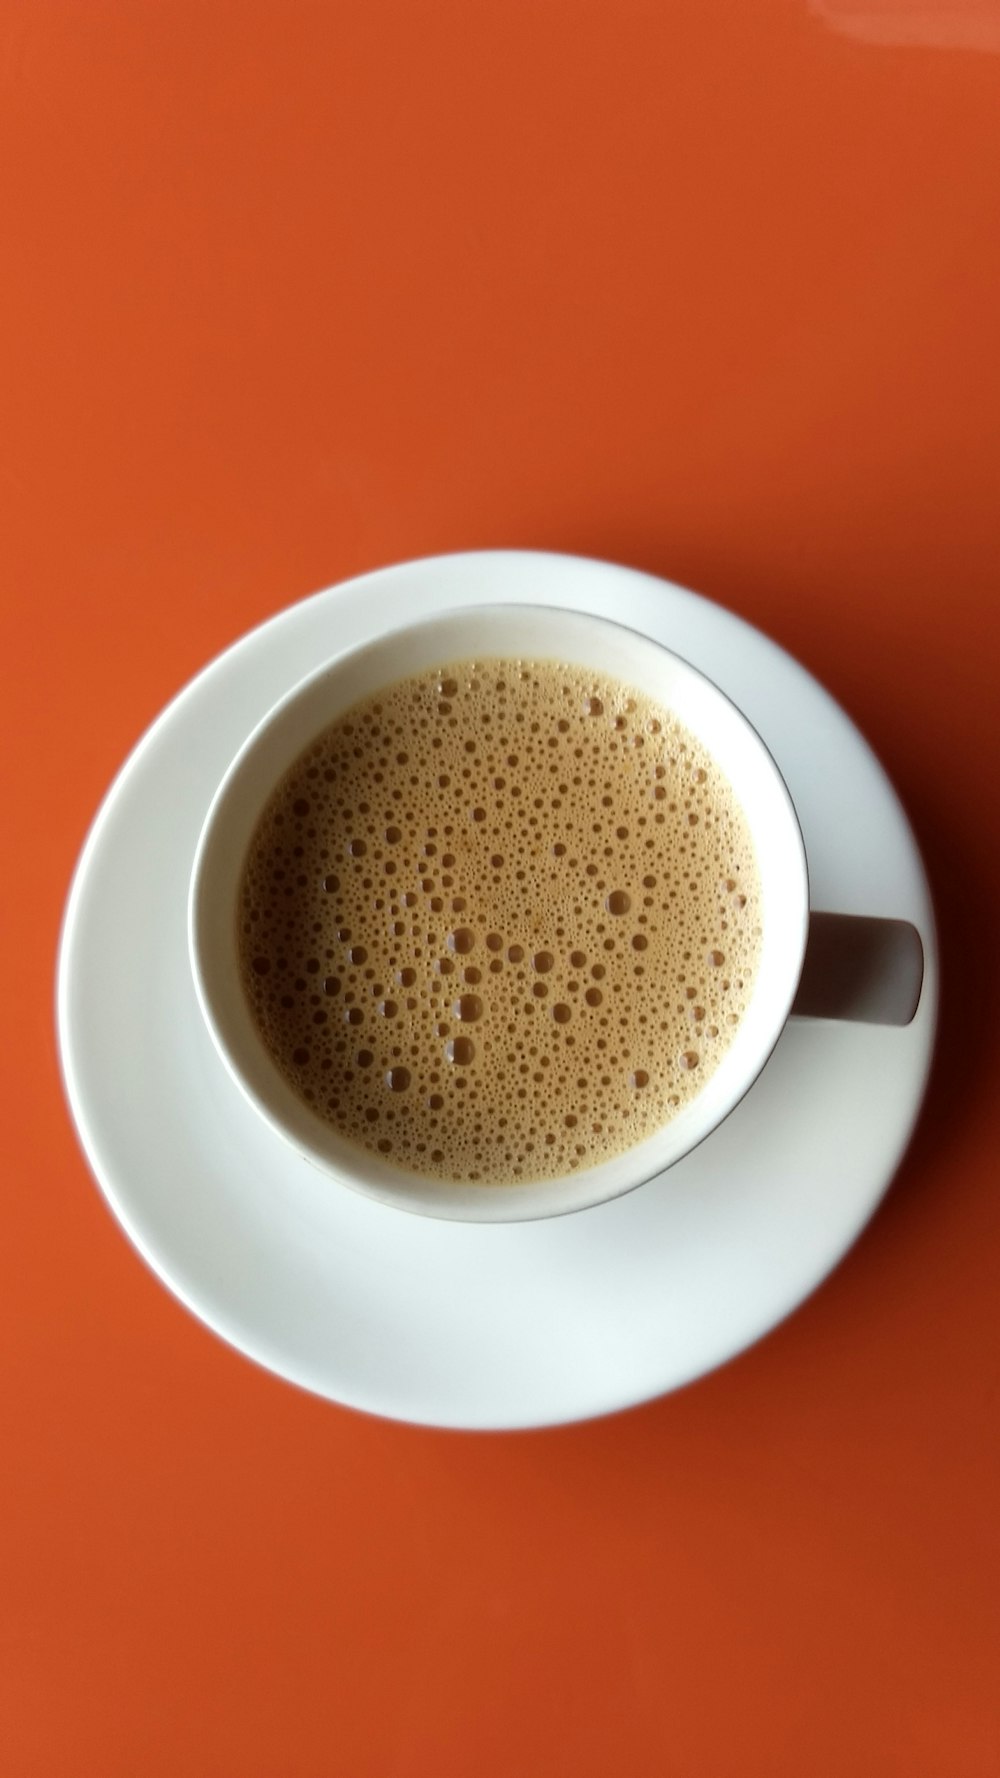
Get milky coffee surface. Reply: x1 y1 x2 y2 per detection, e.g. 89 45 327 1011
238 660 761 1184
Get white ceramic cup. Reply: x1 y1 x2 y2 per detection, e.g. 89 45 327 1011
190 604 809 1221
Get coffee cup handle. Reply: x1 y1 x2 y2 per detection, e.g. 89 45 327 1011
790 913 924 1027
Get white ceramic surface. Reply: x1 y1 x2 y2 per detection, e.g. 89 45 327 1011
57 552 937 1429
190 604 809 1222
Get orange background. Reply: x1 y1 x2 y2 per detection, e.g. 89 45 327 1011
2 3 998 1773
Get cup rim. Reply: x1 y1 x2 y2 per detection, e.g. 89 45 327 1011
189 601 810 1221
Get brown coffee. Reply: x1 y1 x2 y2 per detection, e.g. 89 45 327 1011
238 660 761 1184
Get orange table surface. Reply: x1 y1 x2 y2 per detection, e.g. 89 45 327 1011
2 4 998 1774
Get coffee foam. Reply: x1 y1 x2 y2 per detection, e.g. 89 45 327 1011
238 660 761 1184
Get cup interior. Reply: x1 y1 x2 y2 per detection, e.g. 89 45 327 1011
189 604 809 1221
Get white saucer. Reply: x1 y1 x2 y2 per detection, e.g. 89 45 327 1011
57 552 938 1430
